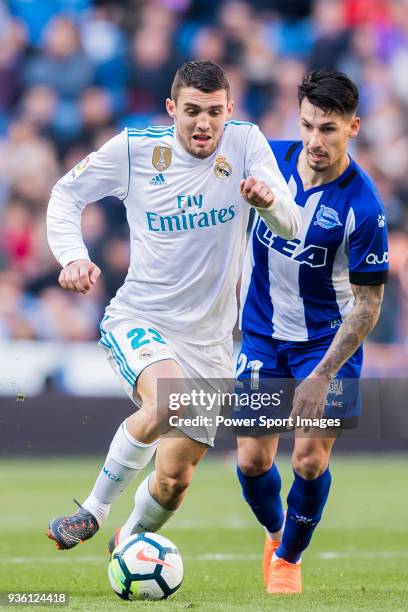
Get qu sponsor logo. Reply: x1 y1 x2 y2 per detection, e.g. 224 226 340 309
366 252 388 265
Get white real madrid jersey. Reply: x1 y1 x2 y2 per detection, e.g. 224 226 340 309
47 122 299 344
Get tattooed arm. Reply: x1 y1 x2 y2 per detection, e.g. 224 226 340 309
290 284 384 421
313 284 384 380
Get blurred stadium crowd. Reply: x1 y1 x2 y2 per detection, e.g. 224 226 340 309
0 0 407 366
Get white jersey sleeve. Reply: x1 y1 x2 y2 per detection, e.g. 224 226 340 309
245 125 300 239
47 129 129 267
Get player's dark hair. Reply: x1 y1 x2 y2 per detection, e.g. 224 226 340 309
298 69 359 115
171 60 231 101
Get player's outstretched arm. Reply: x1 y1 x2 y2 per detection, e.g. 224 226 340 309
243 126 301 239
59 259 101 294
240 175 301 240
240 177 275 209
290 284 384 422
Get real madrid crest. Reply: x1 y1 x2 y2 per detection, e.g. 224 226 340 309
152 146 172 171
214 155 232 179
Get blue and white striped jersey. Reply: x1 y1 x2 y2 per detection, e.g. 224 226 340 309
240 140 389 342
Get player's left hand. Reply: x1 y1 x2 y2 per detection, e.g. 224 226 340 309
240 176 275 209
290 375 331 428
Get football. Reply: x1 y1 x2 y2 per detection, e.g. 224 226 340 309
108 532 183 600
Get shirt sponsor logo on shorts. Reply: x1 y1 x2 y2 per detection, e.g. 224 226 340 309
328 378 343 396
330 318 342 329
152 146 172 171
214 155 232 179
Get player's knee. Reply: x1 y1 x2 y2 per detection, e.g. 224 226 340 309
136 399 174 436
156 470 192 507
292 450 328 479
238 455 273 477
237 442 273 476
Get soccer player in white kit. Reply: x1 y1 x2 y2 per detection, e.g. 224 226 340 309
46 60 301 551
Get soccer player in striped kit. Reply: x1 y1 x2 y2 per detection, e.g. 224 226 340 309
236 70 388 594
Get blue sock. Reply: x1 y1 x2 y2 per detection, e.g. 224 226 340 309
237 464 284 534
276 468 332 563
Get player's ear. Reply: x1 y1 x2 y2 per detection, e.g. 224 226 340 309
226 99 234 119
349 116 360 139
166 98 176 119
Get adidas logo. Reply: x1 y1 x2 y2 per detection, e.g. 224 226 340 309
149 173 166 185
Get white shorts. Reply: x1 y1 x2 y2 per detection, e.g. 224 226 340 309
99 314 234 446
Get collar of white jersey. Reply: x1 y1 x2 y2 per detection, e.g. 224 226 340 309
172 124 223 165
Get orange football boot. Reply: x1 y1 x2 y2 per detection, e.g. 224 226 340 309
263 512 286 586
262 538 280 586
267 556 302 594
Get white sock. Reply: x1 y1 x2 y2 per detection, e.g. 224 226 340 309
265 526 283 541
119 472 175 541
82 421 158 526
273 552 301 565
265 511 286 541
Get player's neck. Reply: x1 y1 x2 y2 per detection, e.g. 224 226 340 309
297 149 350 190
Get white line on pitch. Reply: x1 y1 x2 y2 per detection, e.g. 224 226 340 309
3 551 408 564
319 551 408 559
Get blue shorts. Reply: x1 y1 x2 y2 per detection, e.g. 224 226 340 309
235 332 363 430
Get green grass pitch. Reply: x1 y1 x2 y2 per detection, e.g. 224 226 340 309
1 454 407 611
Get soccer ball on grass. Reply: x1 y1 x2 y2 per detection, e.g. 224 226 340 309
108 532 183 600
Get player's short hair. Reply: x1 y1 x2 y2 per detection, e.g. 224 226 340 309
171 60 231 102
298 69 359 116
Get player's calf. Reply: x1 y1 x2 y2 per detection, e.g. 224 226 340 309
107 471 179 552
107 467 189 555
110 435 207 550
152 467 193 510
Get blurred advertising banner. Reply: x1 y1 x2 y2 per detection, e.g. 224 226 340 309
1 379 408 455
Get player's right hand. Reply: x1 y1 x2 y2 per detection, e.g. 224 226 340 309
240 176 275 209
58 259 101 294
